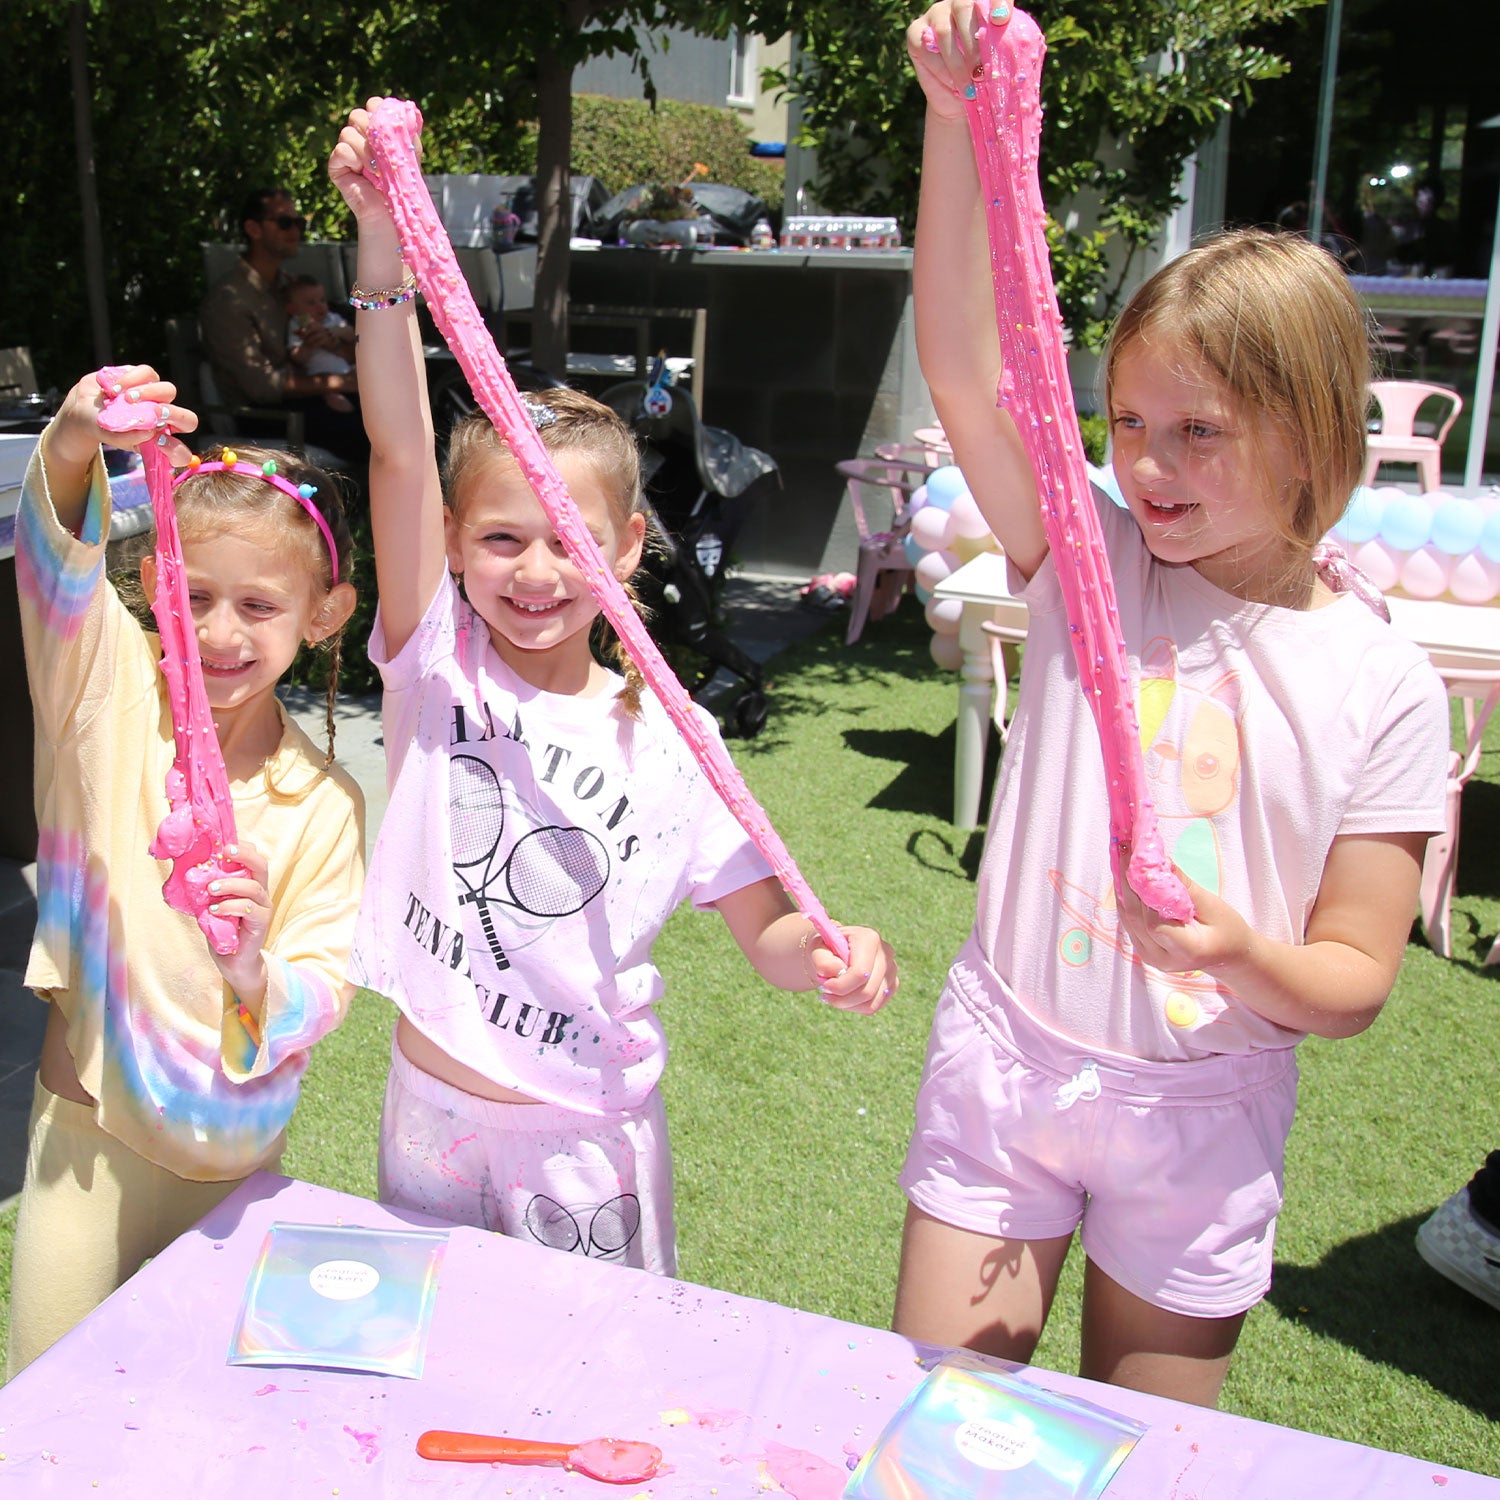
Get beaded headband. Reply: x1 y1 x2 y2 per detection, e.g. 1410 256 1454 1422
174 451 339 584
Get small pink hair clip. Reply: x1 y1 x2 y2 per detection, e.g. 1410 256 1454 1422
174 453 339 584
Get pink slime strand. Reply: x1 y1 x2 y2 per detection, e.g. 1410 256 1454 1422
364 100 850 965
97 384 243 953
963 15 1193 922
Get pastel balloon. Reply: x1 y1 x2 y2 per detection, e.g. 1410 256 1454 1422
1336 485 1386 545
911 503 958 553
1429 496 1484 556
902 532 927 567
1398 545 1452 600
1448 552 1500 604
1352 539 1400 593
950 532 992 563
930 631 964 671
924 465 969 511
925 595 964 635
1086 462 1127 510
949 491 992 540
1480 509 1500 564
915 548 957 592
915 583 933 605
906 483 929 516
1378 493 1432 552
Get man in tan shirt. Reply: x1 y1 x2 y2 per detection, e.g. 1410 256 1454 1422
199 188 365 462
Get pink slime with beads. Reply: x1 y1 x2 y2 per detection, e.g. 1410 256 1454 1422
97 375 243 953
364 99 850 963
963 12 1193 922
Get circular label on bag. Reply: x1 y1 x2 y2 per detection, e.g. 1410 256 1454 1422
954 1417 1039 1471
308 1259 381 1301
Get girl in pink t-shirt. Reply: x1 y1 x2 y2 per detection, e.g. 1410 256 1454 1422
895 3 1449 1406
329 106 895 1276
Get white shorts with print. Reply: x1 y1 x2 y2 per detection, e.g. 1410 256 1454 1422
379 1033 676 1275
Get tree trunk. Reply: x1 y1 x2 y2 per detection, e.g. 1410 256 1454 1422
532 47 574 382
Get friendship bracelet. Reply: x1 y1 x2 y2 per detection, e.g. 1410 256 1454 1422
348 268 418 310
798 921 822 987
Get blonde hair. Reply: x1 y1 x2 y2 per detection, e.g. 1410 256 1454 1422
172 443 355 768
1104 228 1371 552
443 390 653 718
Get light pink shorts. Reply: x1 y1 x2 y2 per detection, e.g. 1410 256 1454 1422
900 950 1299 1317
379 1033 676 1275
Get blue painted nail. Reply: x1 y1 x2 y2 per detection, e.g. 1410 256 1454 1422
964 83 977 99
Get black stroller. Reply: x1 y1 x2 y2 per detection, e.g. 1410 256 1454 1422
599 377 780 737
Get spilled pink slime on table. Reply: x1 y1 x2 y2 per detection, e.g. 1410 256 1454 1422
963 12 1193 921
343 1424 381 1463
97 379 243 952
364 99 849 965
760 1440 847 1500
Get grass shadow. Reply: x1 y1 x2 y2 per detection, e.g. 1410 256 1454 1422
1265 1213 1500 1422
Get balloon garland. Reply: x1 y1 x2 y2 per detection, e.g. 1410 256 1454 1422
364 99 850 963
963 9 1193 921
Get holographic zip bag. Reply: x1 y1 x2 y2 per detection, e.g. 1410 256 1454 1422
845 1351 1145 1499
227 1221 449 1379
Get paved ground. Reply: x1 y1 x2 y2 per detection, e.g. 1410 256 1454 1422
0 574 836 1204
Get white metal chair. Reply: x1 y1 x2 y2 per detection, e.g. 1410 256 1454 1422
1418 667 1500 963
1364 380 1463 491
835 457 930 645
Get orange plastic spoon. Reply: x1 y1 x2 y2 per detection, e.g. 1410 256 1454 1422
416 1430 663 1484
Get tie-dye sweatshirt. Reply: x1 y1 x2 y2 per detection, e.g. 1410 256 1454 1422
14 445 365 1180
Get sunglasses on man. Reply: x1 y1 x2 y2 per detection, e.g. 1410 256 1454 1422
264 214 307 232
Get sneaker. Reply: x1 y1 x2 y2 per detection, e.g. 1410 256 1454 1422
1416 1190 1500 1312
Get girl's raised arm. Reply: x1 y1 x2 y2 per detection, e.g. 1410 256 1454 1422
329 101 448 657
908 3 1047 579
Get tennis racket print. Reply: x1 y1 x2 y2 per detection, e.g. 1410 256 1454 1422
450 753 511 970
449 755 613 974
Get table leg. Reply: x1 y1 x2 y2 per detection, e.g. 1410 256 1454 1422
953 600 996 829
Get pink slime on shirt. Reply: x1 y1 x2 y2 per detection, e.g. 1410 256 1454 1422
364 99 850 964
963 12 1194 922
97 376 243 953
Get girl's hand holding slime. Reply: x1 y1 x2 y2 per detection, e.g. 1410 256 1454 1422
359 95 852 965
811 925 899 1015
953 4 1193 923
94 367 244 955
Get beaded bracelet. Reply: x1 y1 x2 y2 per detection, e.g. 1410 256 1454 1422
349 268 418 311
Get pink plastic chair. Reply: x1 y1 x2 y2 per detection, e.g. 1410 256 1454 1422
835 458 929 645
1363 380 1463 492
1418 667 1500 963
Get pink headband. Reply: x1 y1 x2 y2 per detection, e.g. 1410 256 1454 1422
173 451 339 584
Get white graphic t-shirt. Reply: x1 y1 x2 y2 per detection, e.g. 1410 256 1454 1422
352 577 772 1113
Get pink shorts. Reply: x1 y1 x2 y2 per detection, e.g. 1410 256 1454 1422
900 950 1299 1317
379 1033 676 1275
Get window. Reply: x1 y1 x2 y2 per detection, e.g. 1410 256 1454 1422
728 29 757 108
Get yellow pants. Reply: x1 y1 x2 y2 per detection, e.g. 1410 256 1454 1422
5 1077 274 1380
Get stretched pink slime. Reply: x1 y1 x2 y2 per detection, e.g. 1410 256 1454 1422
364 99 850 963
97 376 242 953
962 14 1193 922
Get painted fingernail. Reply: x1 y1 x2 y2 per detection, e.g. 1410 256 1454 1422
125 389 140 402
921 24 938 51
209 882 222 893
964 83 977 99
990 4 1011 20
972 63 985 78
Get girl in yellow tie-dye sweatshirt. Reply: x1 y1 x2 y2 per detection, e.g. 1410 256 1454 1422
6 365 364 1376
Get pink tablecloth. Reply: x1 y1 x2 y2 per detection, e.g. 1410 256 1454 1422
0 1173 1492 1496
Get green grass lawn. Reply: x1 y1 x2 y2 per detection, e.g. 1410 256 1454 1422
2 595 1496 1475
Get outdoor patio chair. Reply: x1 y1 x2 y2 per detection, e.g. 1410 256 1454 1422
1364 380 1463 491
835 456 930 645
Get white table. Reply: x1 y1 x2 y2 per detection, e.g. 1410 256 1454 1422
932 553 1500 831
932 550 1028 828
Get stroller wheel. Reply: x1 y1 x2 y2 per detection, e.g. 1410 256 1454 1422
730 689 769 738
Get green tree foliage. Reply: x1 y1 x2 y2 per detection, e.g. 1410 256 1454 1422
760 0 1322 348
568 95 785 209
